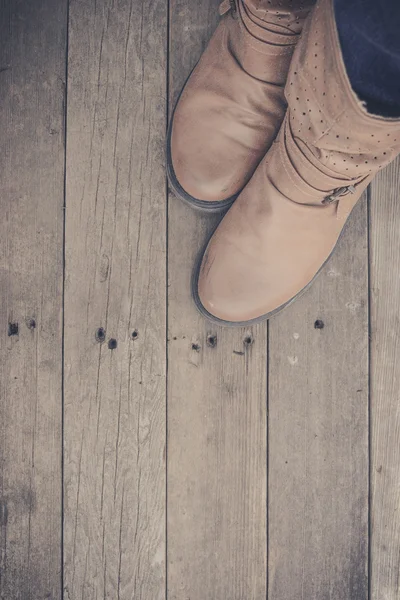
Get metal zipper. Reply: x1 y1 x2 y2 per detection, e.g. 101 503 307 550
322 185 356 205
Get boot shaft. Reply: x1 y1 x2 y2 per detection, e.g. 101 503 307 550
280 0 400 207
220 0 315 84
244 0 316 35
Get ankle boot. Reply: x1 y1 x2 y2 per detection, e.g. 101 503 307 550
167 0 315 212
195 0 400 324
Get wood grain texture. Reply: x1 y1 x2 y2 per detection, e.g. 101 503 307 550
268 198 369 600
63 0 167 598
0 1 66 598
370 157 400 600
167 3 268 599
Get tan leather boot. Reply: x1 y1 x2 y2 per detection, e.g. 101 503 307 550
195 0 400 324
167 0 315 212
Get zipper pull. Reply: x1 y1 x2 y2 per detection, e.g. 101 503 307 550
219 0 236 16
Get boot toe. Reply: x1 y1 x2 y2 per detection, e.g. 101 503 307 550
170 150 239 203
196 243 278 324
169 115 257 204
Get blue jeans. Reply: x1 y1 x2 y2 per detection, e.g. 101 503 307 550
334 0 400 117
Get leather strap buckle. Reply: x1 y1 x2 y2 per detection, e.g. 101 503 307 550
322 185 356 205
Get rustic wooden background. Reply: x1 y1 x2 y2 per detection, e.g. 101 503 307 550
0 0 399 598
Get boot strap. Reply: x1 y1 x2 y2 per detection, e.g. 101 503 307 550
219 0 236 16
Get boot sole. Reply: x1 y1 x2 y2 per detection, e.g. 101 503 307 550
191 220 350 327
166 71 238 214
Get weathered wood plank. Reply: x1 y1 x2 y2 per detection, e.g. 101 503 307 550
167 3 268 599
63 0 167 597
268 198 369 599
0 0 66 598
370 158 400 600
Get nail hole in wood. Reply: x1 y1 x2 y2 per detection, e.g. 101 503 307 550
206 334 217 348
95 327 106 342
244 335 253 346
191 343 200 352
108 338 117 350
131 330 138 340
314 319 325 330
8 323 18 336
26 318 36 330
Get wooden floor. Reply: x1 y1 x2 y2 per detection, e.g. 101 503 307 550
1 0 400 598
